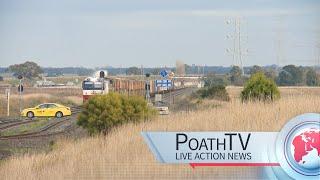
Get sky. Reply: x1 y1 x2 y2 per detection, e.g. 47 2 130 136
0 0 319 68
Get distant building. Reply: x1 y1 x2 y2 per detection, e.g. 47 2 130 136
35 80 56 87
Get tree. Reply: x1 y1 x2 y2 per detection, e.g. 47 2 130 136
150 68 161 75
184 64 192 74
194 85 230 101
126 67 141 75
241 72 280 102
306 69 319 86
249 65 264 75
229 66 243 85
277 65 303 86
77 93 156 135
7 61 43 79
264 69 277 81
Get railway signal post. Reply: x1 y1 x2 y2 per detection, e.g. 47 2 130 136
18 75 23 120
145 73 151 103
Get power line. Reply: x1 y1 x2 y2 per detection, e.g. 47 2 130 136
226 17 248 75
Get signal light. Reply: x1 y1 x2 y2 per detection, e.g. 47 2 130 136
99 71 105 78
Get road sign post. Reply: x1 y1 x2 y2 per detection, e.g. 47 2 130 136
155 94 162 102
157 70 173 103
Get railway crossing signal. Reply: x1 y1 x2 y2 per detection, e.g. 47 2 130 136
145 73 151 103
99 71 105 78
18 85 24 92
17 75 23 119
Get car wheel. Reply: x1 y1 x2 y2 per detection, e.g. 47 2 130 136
27 111 34 118
55 111 63 118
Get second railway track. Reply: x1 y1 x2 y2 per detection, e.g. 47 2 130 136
0 117 73 140
0 119 38 131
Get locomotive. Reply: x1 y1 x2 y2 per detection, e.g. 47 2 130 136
82 71 109 102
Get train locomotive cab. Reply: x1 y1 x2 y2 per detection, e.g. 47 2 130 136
82 71 109 102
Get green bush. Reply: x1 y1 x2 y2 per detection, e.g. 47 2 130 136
241 72 280 102
193 85 230 101
77 93 156 135
203 74 229 87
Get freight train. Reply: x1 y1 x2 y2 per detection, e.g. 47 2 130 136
82 71 184 102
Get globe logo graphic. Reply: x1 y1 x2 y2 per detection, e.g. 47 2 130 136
274 113 320 179
290 128 320 171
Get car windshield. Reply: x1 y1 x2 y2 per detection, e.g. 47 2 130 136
155 101 167 107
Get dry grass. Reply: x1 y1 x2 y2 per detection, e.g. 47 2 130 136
0 94 82 116
1 88 320 179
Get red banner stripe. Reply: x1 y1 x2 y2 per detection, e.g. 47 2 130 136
189 163 280 168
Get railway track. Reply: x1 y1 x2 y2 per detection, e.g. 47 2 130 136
0 117 28 125
0 105 83 140
0 120 38 131
0 117 72 140
160 88 191 103
0 105 82 131
70 105 83 114
0 120 23 126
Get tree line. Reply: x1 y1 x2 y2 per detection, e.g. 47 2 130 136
226 65 319 86
2 61 319 86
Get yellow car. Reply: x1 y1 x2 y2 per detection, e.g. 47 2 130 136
21 103 72 118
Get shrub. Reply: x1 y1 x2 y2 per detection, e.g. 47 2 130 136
193 85 230 101
241 72 280 102
77 93 156 135
203 74 229 87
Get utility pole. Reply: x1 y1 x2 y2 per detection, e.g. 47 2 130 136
5 88 10 117
238 19 243 75
202 65 205 77
141 65 144 77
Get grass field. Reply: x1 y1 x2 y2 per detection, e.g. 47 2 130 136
0 87 320 179
0 92 82 117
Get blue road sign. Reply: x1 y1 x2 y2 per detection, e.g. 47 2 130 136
160 70 168 78
155 80 172 87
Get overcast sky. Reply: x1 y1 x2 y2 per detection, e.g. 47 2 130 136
0 0 319 68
